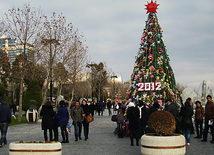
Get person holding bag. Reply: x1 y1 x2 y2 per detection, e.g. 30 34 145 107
81 99 91 141
114 100 125 138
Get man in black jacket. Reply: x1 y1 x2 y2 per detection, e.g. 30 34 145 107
0 99 11 147
165 98 180 133
106 100 112 116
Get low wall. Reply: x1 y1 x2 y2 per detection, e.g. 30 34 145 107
9 142 62 155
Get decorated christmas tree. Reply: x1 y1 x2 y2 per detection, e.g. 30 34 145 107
127 0 182 107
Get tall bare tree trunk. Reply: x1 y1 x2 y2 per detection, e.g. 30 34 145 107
18 76 24 122
38 77 49 113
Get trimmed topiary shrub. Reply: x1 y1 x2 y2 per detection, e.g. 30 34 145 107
148 110 176 136
22 79 43 111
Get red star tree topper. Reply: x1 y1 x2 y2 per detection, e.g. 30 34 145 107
145 0 159 14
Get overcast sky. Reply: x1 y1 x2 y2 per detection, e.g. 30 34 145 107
1 0 214 91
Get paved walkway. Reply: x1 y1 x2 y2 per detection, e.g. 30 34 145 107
0 110 214 155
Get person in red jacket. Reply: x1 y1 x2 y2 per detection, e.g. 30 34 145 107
201 95 214 143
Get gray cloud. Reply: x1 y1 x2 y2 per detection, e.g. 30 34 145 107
1 0 214 90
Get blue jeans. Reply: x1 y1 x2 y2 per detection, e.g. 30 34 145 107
73 121 82 140
108 108 112 116
0 123 9 145
182 130 190 143
117 122 123 138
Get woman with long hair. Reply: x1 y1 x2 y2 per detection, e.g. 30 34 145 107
81 99 90 140
40 101 55 141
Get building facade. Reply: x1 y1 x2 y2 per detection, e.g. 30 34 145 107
0 35 34 67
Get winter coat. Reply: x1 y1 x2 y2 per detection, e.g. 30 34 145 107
179 105 193 130
0 103 11 124
204 101 214 120
81 104 90 116
195 106 204 121
165 103 178 119
114 104 125 123
56 105 69 126
40 105 55 130
71 106 84 122
107 101 112 109
138 105 147 127
127 107 140 130
81 104 90 124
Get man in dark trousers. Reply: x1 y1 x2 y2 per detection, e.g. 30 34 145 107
0 100 11 147
106 99 112 116
201 95 214 143
165 98 180 133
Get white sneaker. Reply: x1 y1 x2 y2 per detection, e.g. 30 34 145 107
187 143 190 146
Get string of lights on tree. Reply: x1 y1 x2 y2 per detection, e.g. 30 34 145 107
127 0 182 107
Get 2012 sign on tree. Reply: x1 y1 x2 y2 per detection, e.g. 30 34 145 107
137 82 162 91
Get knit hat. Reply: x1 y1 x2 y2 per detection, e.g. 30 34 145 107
128 102 135 107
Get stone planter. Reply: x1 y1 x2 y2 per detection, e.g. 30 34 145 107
141 134 186 155
9 142 62 155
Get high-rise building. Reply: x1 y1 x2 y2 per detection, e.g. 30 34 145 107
0 35 34 67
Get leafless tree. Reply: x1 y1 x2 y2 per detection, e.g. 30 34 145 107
53 62 68 106
63 32 88 107
37 12 87 110
3 4 43 121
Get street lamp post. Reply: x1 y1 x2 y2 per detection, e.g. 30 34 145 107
86 63 96 101
41 38 60 102
110 75 118 99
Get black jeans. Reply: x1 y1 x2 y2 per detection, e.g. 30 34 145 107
203 118 214 141
195 119 203 137
53 127 58 141
130 127 139 145
44 129 53 141
83 121 89 139
60 125 68 142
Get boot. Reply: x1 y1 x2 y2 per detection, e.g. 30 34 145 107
136 139 139 146
130 138 134 146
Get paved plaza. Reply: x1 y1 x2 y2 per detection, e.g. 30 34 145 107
0 110 214 155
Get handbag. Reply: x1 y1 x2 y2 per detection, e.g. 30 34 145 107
111 115 117 122
86 114 94 123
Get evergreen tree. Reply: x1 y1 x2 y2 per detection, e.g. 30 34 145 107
22 78 43 110
127 1 182 107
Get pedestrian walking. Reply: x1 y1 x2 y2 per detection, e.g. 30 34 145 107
11 102 16 115
114 100 125 138
71 101 84 141
179 101 193 146
81 99 91 140
89 101 96 117
127 102 140 146
0 99 11 148
96 101 101 116
57 100 69 143
107 99 112 116
40 101 55 141
194 101 204 139
201 95 214 143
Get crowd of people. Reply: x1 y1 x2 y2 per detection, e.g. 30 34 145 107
112 95 214 147
0 94 214 149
